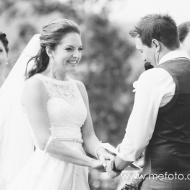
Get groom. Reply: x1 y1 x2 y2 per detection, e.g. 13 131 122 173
112 14 190 189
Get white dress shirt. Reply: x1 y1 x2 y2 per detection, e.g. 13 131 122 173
117 49 189 162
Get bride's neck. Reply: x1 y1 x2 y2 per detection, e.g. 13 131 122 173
43 61 69 81
43 69 69 81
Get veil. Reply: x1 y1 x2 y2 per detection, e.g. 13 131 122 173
0 34 40 187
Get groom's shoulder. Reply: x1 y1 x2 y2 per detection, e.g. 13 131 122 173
139 67 169 80
137 67 172 87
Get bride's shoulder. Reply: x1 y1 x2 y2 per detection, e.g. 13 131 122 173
23 74 48 99
73 79 86 90
24 74 44 89
72 80 88 103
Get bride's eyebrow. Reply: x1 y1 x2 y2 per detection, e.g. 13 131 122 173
64 45 83 48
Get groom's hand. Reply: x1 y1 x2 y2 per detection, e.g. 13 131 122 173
106 157 131 178
114 156 131 172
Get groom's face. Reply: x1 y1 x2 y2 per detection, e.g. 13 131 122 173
0 41 8 67
135 37 156 66
181 32 190 56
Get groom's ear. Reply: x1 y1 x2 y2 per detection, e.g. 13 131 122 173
46 46 53 58
152 39 161 52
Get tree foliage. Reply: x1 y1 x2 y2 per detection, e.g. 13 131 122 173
82 14 134 144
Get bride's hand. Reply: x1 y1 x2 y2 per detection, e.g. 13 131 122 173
91 160 105 171
104 159 114 172
107 170 120 178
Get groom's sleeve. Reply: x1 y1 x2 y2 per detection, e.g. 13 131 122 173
117 69 174 162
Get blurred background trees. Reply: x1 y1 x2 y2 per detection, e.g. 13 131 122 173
0 0 143 189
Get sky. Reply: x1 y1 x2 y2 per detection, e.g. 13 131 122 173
110 0 190 25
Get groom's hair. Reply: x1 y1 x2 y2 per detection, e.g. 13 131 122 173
0 32 9 53
129 14 180 50
178 21 190 43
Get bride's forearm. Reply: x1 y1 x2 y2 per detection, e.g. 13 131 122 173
45 140 96 167
83 134 102 158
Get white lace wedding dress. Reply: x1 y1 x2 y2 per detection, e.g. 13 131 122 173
7 74 90 190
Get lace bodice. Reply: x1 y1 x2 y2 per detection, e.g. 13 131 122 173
34 74 87 143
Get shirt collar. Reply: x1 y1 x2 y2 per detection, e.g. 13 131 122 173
159 48 189 65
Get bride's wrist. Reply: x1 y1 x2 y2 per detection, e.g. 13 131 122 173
86 157 98 168
95 146 105 159
94 142 104 158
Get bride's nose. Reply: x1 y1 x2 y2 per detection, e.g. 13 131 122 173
72 50 81 58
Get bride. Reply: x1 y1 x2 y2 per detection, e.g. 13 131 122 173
0 19 114 190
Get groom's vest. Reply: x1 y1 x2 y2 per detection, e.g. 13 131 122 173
144 57 190 176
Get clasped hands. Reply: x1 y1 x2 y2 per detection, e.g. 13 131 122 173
95 147 121 178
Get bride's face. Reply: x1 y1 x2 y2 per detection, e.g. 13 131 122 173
182 32 190 56
51 32 83 74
